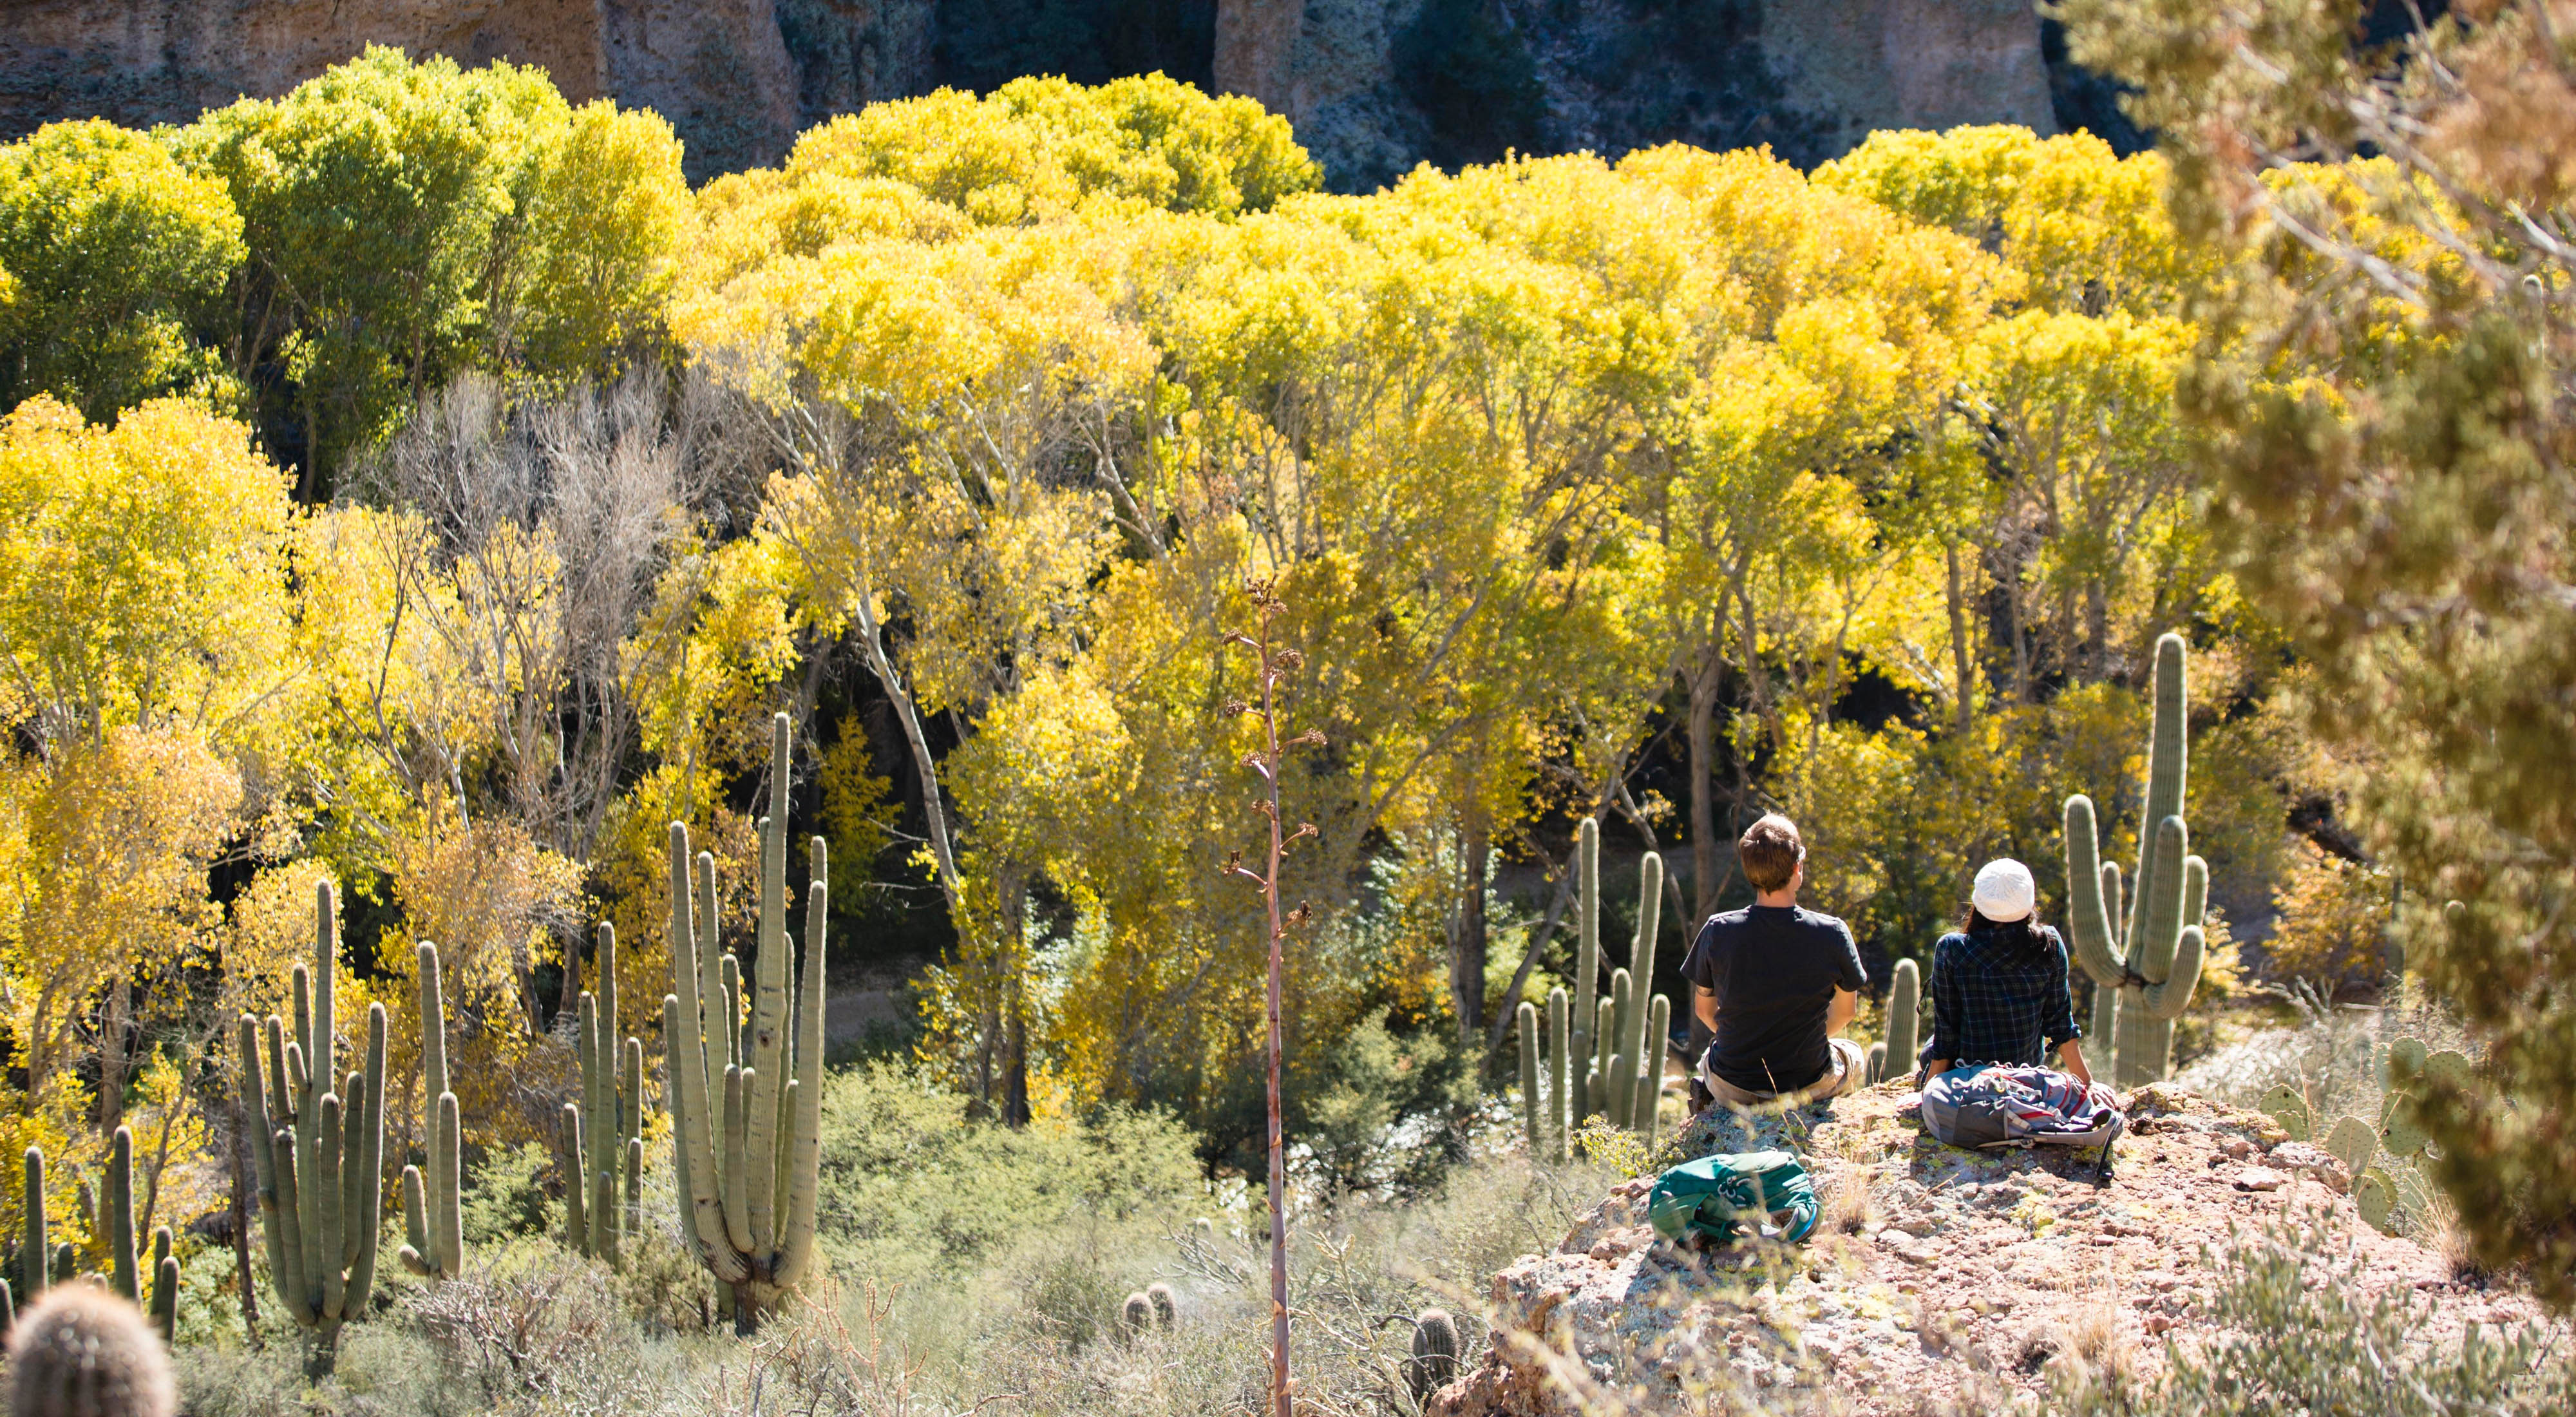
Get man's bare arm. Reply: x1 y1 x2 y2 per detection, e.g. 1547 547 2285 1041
1826 986 1857 1036
1693 984 1718 1032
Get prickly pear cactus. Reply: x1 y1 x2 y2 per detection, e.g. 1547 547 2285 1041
2325 1114 2378 1182
2259 1084 2311 1141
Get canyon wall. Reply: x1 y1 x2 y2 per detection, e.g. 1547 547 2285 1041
0 0 2073 183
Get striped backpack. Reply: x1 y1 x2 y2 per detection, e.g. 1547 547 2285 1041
1920 1064 2125 1179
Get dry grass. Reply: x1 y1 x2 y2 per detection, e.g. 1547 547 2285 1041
175 1147 1619 1417
1816 1124 1879 1236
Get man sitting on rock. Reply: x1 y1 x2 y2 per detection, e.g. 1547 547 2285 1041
1681 813 1868 1108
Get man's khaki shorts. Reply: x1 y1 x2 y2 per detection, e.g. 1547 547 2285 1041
1700 1036 1867 1108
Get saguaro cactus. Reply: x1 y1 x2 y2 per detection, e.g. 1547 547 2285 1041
564 924 645 1269
1569 819 1601 1110
234 880 388 1376
105 1128 137 1304
662 714 827 1333
1873 958 1921 1084
2063 633 2209 1087
21 1147 44 1305
1514 987 1575 1163
148 1228 176 1342
1609 853 1667 1134
399 942 462 1282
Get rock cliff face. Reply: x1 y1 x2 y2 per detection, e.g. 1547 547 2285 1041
0 0 2074 182
0 0 802 176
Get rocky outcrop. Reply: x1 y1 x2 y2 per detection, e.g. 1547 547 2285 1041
1296 0 2058 187
0 0 798 176
0 0 2074 185
1430 1083 2542 1415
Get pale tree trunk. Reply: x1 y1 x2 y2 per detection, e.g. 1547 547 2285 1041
1946 541 1976 737
1001 866 1030 1128
1683 642 1727 1082
2085 579 2111 683
99 979 131 1131
1687 640 1724 925
1213 0 1303 116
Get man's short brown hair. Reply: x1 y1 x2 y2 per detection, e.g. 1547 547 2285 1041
1738 813 1804 893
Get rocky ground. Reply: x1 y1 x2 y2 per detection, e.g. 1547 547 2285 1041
1430 1080 2544 1416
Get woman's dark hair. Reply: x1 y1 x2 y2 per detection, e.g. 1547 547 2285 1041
1958 904 2050 938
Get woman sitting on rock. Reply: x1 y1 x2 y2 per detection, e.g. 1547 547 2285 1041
1922 859 2092 1086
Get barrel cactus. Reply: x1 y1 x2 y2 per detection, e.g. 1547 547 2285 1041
2063 633 2209 1087
662 714 827 1333
6 1283 175 1417
234 879 389 1375
1408 1308 1461 1403
1146 1282 1177 1329
1120 1291 1152 1336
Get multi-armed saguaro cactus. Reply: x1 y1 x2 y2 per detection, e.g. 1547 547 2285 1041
1516 828 1673 1146
1605 852 1665 1134
148 1226 176 1342
398 942 462 1283
563 924 644 1267
662 714 827 1333
235 880 389 1375
2063 633 2209 1088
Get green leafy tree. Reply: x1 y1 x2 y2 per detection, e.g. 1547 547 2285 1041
176 48 688 493
0 120 242 420
2061 0 2576 1304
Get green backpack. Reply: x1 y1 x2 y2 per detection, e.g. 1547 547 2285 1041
1646 1150 1820 1247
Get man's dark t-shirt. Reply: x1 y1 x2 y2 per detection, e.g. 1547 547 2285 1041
1681 905 1868 1093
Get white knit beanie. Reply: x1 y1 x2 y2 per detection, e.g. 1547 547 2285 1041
1972 859 2036 923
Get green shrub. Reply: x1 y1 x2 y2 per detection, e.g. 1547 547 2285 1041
459 1141 556 1246
811 1061 1204 1288
2055 1212 2575 1416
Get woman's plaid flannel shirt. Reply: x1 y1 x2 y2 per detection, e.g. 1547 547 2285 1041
1924 923 2081 1069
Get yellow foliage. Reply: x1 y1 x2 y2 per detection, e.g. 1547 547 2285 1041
0 397 295 744
0 726 239 1096
383 795 584 1146
2267 843 2394 987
